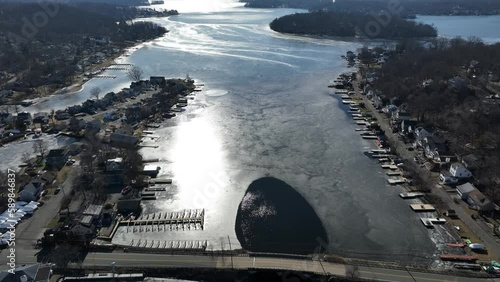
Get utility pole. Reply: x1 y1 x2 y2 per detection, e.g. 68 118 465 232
227 235 234 269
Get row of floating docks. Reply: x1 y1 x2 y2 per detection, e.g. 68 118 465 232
129 239 207 250
120 209 205 233
94 75 117 79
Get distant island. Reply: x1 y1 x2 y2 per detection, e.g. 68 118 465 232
242 0 500 16
269 12 437 39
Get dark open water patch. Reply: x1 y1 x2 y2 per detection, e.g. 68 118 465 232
235 177 328 255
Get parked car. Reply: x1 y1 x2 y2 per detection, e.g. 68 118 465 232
121 186 132 195
54 188 61 195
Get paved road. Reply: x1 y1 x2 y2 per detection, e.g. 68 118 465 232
0 168 79 265
353 78 500 259
82 252 496 282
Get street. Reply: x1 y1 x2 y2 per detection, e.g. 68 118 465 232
82 252 496 282
0 167 79 265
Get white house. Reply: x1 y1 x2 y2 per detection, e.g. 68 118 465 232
449 163 472 178
439 171 458 185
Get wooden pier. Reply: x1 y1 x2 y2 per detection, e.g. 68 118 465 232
149 178 172 184
410 204 436 212
120 209 205 232
399 192 424 199
387 177 407 185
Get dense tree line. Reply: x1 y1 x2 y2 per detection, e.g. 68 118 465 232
0 3 167 42
269 11 437 39
243 0 500 16
372 38 500 198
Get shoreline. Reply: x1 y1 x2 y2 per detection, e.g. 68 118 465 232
330 56 500 266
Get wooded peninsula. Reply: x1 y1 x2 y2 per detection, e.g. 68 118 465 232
269 12 437 39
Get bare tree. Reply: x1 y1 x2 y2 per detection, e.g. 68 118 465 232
33 139 48 157
90 87 101 100
127 66 144 82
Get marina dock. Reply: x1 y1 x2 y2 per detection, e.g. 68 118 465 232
420 217 447 227
386 171 402 176
120 209 205 232
381 164 398 170
128 239 207 251
387 177 407 185
149 178 172 184
410 204 436 212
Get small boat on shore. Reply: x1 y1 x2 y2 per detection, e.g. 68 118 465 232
439 254 478 262
446 243 466 247
399 192 424 199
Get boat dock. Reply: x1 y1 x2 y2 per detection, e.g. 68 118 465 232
410 204 436 212
381 164 398 170
420 217 446 228
386 171 402 176
387 177 407 185
149 178 172 184
371 154 391 159
120 209 205 232
399 192 424 199
128 239 207 251
144 187 167 192
362 135 378 139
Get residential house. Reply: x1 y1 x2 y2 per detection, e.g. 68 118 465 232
401 120 417 135
423 136 448 162
33 112 49 124
19 181 45 202
461 154 485 171
101 173 125 187
68 142 86 155
449 163 472 178
117 199 141 214
17 111 32 125
392 110 411 122
55 111 71 120
110 133 139 147
439 163 472 185
45 148 70 168
150 76 166 86
39 171 56 185
0 263 52 282
415 127 433 145
105 157 123 172
86 119 101 134
457 183 494 212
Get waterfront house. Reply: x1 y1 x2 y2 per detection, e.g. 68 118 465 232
448 76 469 92
19 180 45 202
439 163 472 185
423 136 448 162
17 111 32 125
45 148 70 169
33 112 49 124
110 133 139 147
449 163 472 178
461 154 486 171
150 76 166 86
55 111 71 120
101 173 125 187
415 127 433 144
401 120 417 135
457 183 494 212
